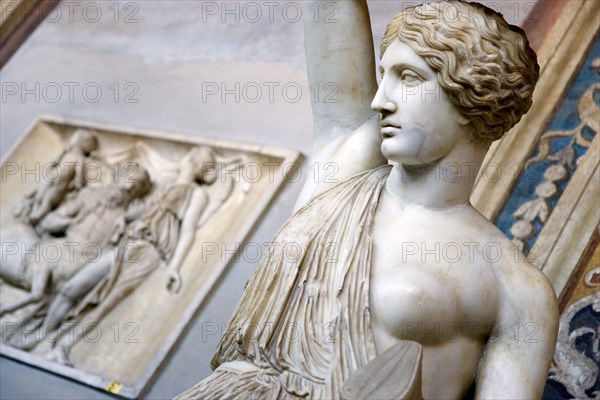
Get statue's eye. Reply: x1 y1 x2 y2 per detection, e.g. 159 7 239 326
400 70 421 83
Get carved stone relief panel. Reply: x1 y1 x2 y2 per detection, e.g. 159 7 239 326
0 114 301 398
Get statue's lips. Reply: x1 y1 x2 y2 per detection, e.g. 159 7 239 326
381 125 401 138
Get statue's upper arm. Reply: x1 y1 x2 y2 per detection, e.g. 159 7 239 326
295 1 386 211
475 264 558 398
303 0 378 150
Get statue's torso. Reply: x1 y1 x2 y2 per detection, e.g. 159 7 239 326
370 188 501 398
187 167 549 400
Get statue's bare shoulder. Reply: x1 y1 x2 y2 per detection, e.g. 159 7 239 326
461 208 558 314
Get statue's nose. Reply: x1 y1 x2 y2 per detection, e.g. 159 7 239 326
371 82 396 114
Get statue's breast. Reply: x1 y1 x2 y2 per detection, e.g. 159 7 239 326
370 262 496 345
369 205 500 347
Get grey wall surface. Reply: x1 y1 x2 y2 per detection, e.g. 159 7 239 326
0 1 534 398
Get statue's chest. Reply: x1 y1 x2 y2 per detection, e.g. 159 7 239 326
369 210 499 346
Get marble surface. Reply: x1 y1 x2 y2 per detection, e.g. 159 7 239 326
0 1 535 398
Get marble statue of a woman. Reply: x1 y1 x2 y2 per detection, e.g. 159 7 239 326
177 1 559 398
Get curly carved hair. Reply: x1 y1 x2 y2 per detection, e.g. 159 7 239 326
381 0 539 143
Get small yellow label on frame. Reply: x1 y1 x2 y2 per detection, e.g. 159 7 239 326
106 380 123 394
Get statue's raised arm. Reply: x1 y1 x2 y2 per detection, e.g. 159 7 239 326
303 0 377 143
296 0 386 209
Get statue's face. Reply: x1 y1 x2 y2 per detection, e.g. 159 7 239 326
371 39 470 166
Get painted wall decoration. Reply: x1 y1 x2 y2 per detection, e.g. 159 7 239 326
486 30 600 400
495 38 599 256
544 246 600 399
464 1 599 396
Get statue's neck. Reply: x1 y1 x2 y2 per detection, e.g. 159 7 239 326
385 143 489 210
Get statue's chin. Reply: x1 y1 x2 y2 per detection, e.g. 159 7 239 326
380 147 418 166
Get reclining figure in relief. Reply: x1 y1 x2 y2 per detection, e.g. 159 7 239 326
0 162 152 330
46 146 236 365
177 1 559 398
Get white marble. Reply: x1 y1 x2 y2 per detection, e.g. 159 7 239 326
176 1 558 398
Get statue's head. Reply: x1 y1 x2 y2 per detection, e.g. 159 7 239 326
70 129 99 154
117 163 152 199
182 146 218 185
379 0 538 144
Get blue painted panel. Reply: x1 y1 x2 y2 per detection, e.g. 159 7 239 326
492 33 600 400
494 37 600 255
543 301 600 399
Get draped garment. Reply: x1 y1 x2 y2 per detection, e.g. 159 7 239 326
177 166 391 399
74 184 193 311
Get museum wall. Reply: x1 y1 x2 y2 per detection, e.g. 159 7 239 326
1 0 597 399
